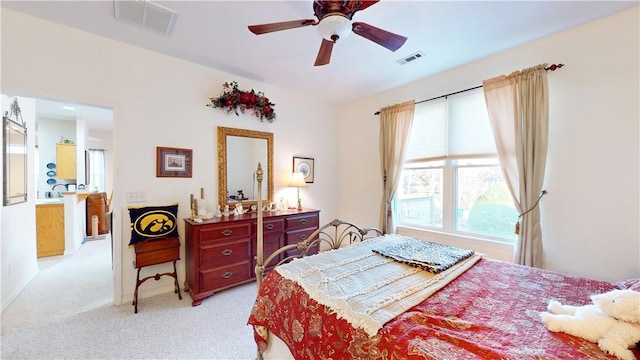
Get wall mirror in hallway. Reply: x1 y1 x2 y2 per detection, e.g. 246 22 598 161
3 107 28 206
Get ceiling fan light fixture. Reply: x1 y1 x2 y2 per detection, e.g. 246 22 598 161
318 14 352 42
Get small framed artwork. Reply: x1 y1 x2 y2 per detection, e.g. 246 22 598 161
156 147 192 178
293 156 314 183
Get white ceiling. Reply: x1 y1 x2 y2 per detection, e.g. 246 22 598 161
3 0 638 125
32 99 114 131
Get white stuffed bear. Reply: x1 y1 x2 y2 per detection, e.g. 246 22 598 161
540 289 640 360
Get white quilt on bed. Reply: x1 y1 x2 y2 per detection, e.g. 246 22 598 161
275 234 482 336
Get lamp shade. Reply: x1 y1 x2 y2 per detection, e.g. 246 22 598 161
318 14 352 42
289 172 308 188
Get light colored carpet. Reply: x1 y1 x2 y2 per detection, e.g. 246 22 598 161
1 238 258 359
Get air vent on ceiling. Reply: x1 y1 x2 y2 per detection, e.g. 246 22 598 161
397 51 425 65
113 0 177 36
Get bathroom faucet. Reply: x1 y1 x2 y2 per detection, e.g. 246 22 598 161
52 184 68 197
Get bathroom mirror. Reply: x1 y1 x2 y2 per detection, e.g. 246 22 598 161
217 127 273 209
3 115 27 206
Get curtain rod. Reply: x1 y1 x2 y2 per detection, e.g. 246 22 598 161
374 63 564 115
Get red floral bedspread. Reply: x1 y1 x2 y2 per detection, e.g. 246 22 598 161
248 257 640 359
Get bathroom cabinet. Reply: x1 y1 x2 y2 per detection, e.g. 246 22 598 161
56 143 76 179
36 202 65 257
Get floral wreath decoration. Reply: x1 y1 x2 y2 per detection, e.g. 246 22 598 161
207 81 276 122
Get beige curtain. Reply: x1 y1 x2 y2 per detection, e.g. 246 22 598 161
379 100 415 233
483 64 549 267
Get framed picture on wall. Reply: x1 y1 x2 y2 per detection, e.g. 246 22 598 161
293 156 314 183
156 147 192 178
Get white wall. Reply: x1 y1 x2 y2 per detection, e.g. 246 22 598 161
1 95 39 311
1 9 341 307
338 8 639 282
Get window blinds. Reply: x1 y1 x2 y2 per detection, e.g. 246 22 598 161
405 88 496 162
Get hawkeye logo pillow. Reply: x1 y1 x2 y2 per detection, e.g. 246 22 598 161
128 204 178 245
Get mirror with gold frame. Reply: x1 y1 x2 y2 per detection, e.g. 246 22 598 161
217 127 273 209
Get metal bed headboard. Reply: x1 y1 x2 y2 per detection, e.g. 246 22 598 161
252 163 382 359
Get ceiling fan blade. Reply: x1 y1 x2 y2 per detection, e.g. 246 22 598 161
314 38 334 66
352 22 407 51
348 0 379 13
248 19 317 35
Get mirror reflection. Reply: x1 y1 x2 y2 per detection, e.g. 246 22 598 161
217 127 273 209
3 114 28 206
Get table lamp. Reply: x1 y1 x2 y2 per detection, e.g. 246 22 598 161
289 172 308 210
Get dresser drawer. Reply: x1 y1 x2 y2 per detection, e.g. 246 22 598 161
285 227 317 244
285 245 319 259
285 227 319 257
200 238 249 268
198 223 251 242
252 232 284 276
285 213 319 231
253 218 284 234
200 261 251 292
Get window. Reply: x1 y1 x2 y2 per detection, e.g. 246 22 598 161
395 89 517 242
88 149 106 192
397 160 443 228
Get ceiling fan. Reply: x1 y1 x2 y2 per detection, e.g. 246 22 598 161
248 0 408 66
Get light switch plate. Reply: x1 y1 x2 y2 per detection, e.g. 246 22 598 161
126 191 146 203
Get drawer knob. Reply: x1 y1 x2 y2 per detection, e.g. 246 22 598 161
300 235 307 241
222 229 233 236
222 249 232 256
223 271 233 279
300 219 307 225
266 224 274 230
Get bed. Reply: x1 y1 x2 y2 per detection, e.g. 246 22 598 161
247 164 639 360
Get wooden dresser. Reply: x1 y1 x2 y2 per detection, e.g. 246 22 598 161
183 208 319 306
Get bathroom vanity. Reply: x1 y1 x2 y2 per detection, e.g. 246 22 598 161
35 199 65 257
35 190 98 257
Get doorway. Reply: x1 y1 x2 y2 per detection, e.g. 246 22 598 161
32 97 115 308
